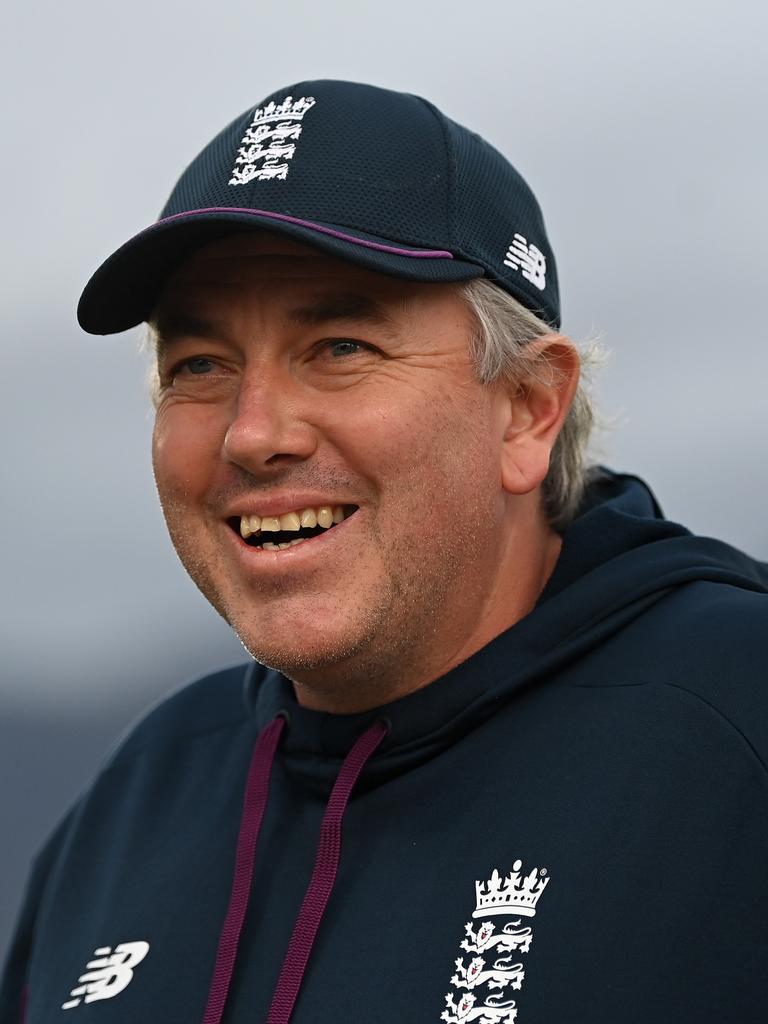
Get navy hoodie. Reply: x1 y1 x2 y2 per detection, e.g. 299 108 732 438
2 469 767 1023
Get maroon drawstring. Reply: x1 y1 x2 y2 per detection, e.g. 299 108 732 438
201 715 388 1024
202 715 285 1024
267 719 388 1024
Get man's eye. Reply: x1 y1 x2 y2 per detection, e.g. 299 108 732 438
175 356 215 375
160 357 218 383
162 343 372 386
321 339 376 358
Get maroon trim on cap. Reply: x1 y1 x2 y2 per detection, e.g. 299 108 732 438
154 207 455 260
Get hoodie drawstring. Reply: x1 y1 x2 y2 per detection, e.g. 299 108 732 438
202 715 286 1024
267 719 388 1024
202 715 388 1024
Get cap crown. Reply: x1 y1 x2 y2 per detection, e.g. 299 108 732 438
162 80 560 328
77 80 560 334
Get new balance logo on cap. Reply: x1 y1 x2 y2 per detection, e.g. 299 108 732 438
61 941 150 1009
503 233 547 291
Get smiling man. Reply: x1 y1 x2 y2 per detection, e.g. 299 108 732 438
150 234 574 714
3 80 767 1024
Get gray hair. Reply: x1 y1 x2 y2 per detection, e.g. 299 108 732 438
458 278 603 531
143 277 604 531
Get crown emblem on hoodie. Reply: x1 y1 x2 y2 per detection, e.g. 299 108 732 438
229 95 317 185
473 862 549 918
440 859 551 1023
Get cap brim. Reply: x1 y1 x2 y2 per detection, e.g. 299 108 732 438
77 208 484 335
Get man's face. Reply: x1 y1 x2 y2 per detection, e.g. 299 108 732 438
151 233 530 711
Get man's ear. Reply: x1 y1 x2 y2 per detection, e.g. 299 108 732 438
498 336 581 496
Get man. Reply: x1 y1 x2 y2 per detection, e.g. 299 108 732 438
2 79 766 1024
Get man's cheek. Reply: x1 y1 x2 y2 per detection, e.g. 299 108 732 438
153 425 206 492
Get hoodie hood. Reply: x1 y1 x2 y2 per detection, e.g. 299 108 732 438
245 468 768 785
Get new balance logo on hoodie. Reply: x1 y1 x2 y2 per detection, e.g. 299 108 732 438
61 941 150 1010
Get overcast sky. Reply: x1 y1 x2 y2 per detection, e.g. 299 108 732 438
1 0 766 953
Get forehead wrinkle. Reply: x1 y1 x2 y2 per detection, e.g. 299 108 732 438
149 277 426 362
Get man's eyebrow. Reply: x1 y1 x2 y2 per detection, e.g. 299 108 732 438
288 292 401 332
151 312 228 358
151 292 403 358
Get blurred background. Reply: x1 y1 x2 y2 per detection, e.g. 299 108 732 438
1 0 766 956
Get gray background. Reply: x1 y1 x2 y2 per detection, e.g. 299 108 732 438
1 0 766 958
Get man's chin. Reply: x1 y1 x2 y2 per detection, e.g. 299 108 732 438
236 625 371 678
236 611 392 689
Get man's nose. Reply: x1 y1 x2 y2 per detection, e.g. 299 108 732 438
222 372 318 471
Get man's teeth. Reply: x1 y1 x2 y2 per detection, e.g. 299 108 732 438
239 505 347 540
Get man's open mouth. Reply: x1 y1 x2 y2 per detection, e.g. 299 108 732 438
227 505 359 550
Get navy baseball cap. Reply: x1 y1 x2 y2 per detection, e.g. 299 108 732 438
77 80 560 334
